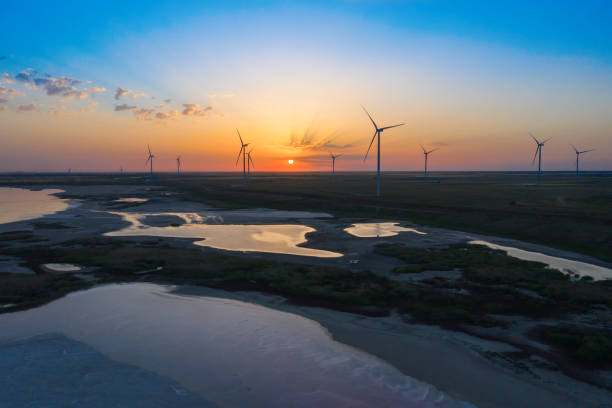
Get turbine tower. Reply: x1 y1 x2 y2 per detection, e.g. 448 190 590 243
570 144 594 183
247 148 254 182
529 133 550 186
330 152 342 181
145 145 155 179
420 145 438 180
235 129 250 184
176 154 182 176
362 105 404 196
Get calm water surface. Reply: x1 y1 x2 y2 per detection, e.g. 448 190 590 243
0 187 70 225
105 212 342 258
345 222 426 238
470 240 612 280
0 283 469 408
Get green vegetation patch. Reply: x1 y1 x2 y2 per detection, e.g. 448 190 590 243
0 273 91 312
32 221 72 229
538 325 612 368
376 243 612 313
0 231 35 242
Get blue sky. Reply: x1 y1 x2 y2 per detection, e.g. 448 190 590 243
5 1 611 63
1 1 611 171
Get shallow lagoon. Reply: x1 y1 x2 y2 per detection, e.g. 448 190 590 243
0 283 468 408
0 187 70 225
106 212 342 258
470 240 612 280
345 222 426 238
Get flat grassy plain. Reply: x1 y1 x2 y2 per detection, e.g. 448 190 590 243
2 171 610 260
176 172 610 261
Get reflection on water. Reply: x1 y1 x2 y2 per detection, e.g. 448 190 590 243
470 240 612 280
114 197 149 203
105 212 342 258
0 283 466 408
345 222 427 238
41 263 82 273
0 187 70 225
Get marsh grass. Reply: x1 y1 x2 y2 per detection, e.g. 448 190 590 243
538 325 612 368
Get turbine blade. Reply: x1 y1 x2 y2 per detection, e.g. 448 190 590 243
249 155 254 168
237 129 243 145
581 149 595 154
336 154 343 158
532 146 539 164
420 144 426 154
570 143 578 153
380 123 405 131
363 131 377 162
361 105 378 130
235 146 244 166
148 144 151 155
428 148 439 154
542 138 551 144
529 133 540 145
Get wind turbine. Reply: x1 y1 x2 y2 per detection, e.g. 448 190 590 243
235 129 249 184
570 144 594 182
420 145 438 180
247 148 254 182
529 133 550 186
145 145 155 179
176 154 182 176
330 152 342 181
362 105 404 196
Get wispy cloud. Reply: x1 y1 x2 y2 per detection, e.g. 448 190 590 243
2 73 14 84
85 86 106 93
182 103 212 116
155 110 179 119
17 103 37 112
132 108 153 120
46 106 94 116
114 87 131 100
0 85 23 97
286 126 350 152
130 92 147 99
15 69 36 84
115 103 136 111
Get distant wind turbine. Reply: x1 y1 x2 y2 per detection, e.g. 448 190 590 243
529 133 550 186
145 145 155 179
570 144 594 183
120 165 123 176
420 145 438 180
235 129 250 184
330 152 342 181
362 105 404 196
176 154 182 176
247 148 254 182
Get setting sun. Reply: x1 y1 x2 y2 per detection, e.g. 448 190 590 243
288 159 294 165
